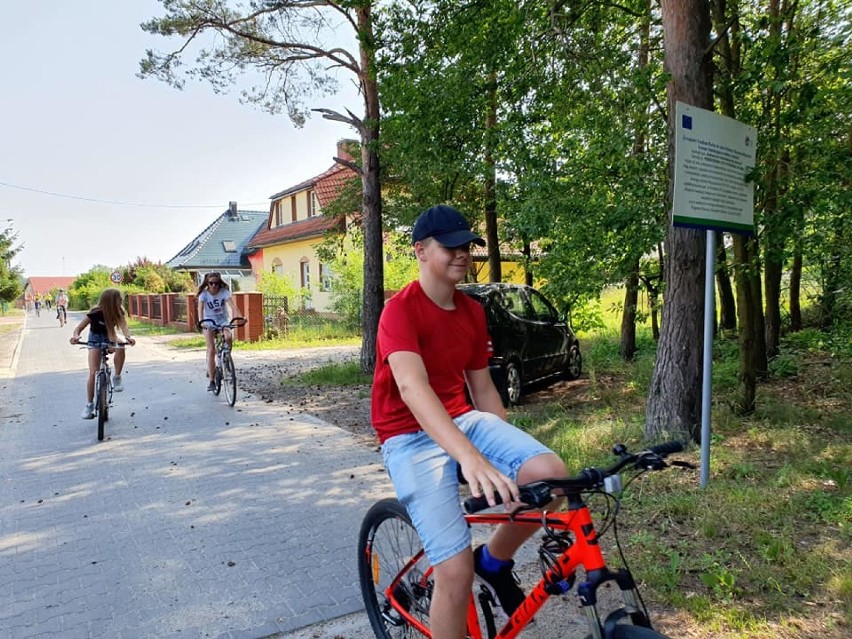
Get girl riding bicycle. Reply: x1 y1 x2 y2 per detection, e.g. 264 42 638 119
70 288 135 419
371 205 568 639
196 272 240 392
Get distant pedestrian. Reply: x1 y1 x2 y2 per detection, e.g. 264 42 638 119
70 288 135 419
196 272 239 391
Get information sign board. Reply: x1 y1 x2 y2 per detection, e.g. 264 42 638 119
672 102 756 234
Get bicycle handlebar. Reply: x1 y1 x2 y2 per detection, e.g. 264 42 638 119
198 317 247 331
463 441 686 514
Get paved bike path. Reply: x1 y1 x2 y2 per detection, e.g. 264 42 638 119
0 312 392 638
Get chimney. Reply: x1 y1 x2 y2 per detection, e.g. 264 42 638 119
228 201 238 219
336 139 358 162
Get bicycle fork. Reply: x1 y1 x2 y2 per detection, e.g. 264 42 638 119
578 568 651 639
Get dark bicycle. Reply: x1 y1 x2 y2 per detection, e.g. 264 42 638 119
72 339 131 441
199 317 247 407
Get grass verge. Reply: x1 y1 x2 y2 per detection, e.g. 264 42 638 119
511 326 851 639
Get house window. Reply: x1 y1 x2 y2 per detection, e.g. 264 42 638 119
300 258 310 289
319 262 332 292
272 258 283 275
273 201 282 227
308 191 319 218
222 240 237 252
291 197 297 222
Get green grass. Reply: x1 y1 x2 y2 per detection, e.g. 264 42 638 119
285 361 372 386
167 331 361 350
126 319 187 336
509 323 851 638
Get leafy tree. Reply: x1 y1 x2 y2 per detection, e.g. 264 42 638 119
0 225 24 307
323 228 417 329
68 268 113 310
140 0 385 373
121 257 193 293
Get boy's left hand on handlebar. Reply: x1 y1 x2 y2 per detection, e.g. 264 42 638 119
460 455 520 508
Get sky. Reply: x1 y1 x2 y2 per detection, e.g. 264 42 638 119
0 1 360 277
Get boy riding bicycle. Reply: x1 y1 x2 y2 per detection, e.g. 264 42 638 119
371 205 568 639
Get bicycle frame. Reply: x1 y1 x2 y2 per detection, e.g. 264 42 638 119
383 499 650 639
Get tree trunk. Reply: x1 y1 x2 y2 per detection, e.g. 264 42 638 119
716 232 737 331
621 260 640 361
762 0 785 361
357 5 384 375
522 241 533 287
749 237 768 377
645 0 713 443
620 0 649 362
732 234 756 414
484 72 501 283
789 248 802 331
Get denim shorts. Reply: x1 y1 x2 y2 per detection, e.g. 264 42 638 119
381 410 552 566
87 334 124 350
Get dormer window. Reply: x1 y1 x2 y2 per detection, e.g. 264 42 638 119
308 191 320 218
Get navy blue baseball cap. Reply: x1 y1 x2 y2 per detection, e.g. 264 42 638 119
411 205 486 248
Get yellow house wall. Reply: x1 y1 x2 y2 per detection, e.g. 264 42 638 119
261 237 333 312
470 260 527 284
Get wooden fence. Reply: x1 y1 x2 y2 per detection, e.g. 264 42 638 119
127 292 264 342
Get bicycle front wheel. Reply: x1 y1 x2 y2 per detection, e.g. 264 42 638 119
97 372 108 441
358 498 432 638
222 351 237 406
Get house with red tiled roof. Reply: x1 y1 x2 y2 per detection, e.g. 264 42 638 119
24 276 77 305
246 140 359 312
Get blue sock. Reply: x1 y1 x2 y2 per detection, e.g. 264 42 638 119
480 544 512 573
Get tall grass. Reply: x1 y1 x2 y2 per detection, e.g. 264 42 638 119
512 320 851 638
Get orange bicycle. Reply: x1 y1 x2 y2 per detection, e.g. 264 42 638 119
358 441 692 639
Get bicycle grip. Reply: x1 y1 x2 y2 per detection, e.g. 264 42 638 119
463 493 504 514
648 440 684 456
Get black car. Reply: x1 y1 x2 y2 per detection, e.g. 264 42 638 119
458 283 582 406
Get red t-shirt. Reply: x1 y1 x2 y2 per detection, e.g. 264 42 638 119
371 281 491 443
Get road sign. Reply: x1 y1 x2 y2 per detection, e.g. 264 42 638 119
110 271 122 284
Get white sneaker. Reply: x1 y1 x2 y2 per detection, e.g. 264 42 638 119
113 375 123 392
81 403 95 419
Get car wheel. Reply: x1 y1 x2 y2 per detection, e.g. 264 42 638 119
564 345 582 380
501 361 523 406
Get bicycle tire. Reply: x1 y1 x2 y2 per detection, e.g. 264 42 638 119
97 372 108 441
358 498 432 638
585 626 672 639
213 359 223 396
222 351 237 406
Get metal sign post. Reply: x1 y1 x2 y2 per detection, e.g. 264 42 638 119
672 102 757 488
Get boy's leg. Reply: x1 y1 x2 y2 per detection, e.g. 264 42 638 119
486 451 566 560
430 548 474 639
383 432 474 637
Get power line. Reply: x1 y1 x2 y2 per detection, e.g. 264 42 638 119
0 180 269 209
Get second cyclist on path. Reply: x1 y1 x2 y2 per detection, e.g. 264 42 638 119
196 272 240 392
69 288 135 419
